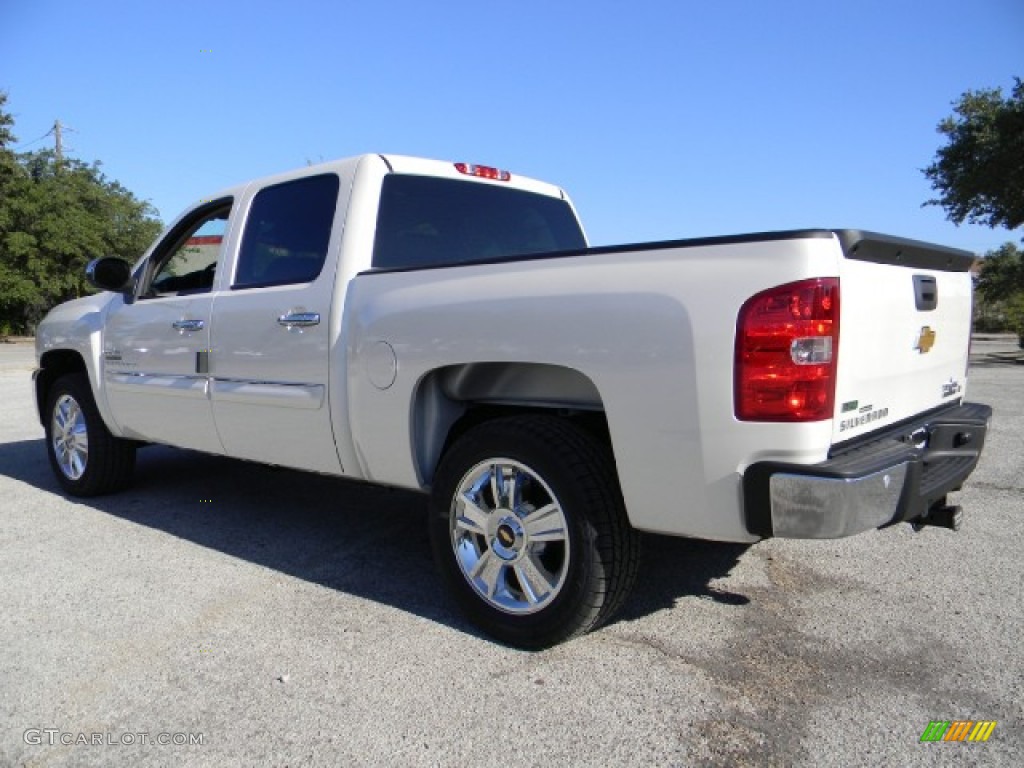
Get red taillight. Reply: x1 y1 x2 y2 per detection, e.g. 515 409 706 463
454 162 511 181
735 278 840 421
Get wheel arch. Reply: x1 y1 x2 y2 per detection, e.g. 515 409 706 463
410 362 611 487
35 349 89 427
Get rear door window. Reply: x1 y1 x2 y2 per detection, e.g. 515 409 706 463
233 174 340 289
372 175 586 271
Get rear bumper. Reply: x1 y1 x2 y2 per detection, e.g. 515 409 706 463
743 402 992 539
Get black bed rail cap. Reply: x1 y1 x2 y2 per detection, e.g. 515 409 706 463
834 229 975 272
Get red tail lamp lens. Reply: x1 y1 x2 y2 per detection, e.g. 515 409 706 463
734 278 840 421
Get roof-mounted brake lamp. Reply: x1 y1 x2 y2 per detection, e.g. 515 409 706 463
454 163 511 181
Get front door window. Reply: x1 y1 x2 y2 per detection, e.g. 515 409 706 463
143 206 230 298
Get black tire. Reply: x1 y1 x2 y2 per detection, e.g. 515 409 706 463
44 373 136 496
429 415 640 649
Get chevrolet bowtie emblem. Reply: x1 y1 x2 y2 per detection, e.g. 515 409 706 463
915 326 936 354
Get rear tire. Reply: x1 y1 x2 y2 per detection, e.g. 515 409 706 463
44 373 135 496
429 415 640 649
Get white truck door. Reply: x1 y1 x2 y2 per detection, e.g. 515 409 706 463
208 172 345 474
102 201 231 454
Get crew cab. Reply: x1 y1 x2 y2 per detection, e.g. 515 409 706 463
33 154 991 647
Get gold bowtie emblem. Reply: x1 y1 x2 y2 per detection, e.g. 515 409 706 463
915 326 936 354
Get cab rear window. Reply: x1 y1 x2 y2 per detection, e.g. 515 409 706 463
372 175 586 271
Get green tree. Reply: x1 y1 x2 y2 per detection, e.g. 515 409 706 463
974 242 1024 345
923 78 1024 230
0 92 35 334
976 242 1024 302
0 92 162 335
1004 295 1024 347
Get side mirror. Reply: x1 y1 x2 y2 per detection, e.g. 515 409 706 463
86 257 133 294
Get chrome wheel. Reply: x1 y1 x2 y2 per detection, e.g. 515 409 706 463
431 416 641 648
450 459 570 614
52 393 89 480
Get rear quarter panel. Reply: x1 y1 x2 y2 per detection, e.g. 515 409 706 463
345 234 846 542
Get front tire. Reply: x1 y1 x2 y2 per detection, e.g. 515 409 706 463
429 415 640 649
44 373 135 496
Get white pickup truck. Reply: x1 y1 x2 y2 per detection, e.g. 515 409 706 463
34 154 991 647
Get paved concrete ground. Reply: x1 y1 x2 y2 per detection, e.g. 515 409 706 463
0 337 1021 767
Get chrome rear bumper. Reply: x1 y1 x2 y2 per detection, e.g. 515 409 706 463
743 402 992 539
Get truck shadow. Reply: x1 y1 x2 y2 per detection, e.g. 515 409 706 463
0 438 751 642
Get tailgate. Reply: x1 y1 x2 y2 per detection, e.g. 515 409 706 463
831 230 975 445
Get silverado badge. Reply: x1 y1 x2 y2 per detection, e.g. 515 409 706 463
915 326 936 354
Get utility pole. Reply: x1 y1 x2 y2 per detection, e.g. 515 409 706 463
53 119 63 164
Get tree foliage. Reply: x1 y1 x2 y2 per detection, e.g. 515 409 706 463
0 92 163 335
974 242 1024 343
975 242 1024 303
923 79 1024 230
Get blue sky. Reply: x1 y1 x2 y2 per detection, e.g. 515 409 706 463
2 0 1021 254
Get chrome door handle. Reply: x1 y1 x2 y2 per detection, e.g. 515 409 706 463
172 319 205 332
277 312 320 328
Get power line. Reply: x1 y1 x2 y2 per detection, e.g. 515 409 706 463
12 120 76 157
12 131 51 151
